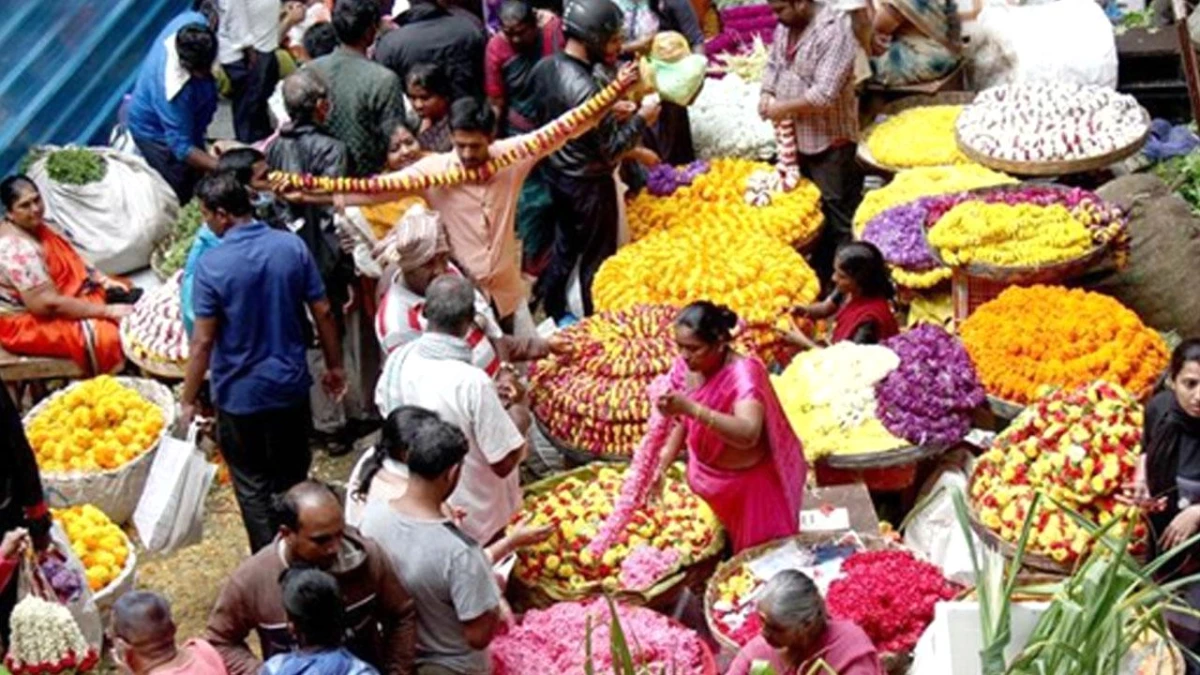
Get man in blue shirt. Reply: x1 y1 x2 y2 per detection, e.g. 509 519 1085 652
127 15 221 203
180 172 346 553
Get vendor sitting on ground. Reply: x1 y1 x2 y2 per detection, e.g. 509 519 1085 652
0 176 135 374
729 570 883 675
869 0 961 88
406 63 455 154
779 241 899 348
373 206 552 377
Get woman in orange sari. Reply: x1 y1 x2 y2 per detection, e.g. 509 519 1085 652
0 176 132 374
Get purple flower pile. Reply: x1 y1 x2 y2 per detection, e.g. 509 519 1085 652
860 201 940 271
875 324 985 446
645 160 711 197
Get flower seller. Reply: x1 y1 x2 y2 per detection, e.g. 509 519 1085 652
779 241 899 349
728 570 883 675
0 176 135 374
651 301 807 551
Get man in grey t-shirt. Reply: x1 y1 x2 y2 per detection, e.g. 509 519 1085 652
360 417 502 674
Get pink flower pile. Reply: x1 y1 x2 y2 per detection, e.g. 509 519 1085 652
825 550 958 654
618 546 682 590
490 599 710 675
585 375 675 557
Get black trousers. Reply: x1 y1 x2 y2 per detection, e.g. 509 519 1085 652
216 400 313 553
224 50 280 144
801 143 864 288
536 170 620 321
133 136 202 203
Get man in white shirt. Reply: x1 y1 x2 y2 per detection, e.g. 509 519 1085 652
375 275 527 545
219 0 288 142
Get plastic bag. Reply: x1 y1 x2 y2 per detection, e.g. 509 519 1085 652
28 146 179 275
639 32 708 106
133 423 216 555
18 526 103 649
902 449 980 586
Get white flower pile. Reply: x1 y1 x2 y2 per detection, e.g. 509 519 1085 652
5 595 92 672
784 343 900 430
689 74 776 161
956 81 1148 163
121 272 188 365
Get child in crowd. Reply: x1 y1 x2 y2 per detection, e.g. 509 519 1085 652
262 569 380 675
780 241 899 347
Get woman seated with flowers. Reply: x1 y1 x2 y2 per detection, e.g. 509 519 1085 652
0 175 135 374
869 0 962 88
650 301 806 552
780 242 899 349
728 570 883 675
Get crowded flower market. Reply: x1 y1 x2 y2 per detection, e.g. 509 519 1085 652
2 0 1200 672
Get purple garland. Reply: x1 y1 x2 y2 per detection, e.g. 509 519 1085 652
645 160 712 197
876 324 986 446
860 200 940 271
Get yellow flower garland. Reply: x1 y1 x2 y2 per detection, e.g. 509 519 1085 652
865 106 969 169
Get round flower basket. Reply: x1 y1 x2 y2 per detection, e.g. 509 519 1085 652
702 532 910 672
119 326 188 381
857 92 978 174
533 414 630 467
507 464 726 614
820 443 948 471
90 531 138 615
954 107 1151 177
25 377 177 524
815 444 949 492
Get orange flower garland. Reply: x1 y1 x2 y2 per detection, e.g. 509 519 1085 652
960 286 1168 404
627 158 823 246
270 77 633 193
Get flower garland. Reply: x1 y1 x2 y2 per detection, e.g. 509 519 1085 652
585 376 675 557
928 201 1094 268
825 550 958 654
853 165 1015 234
4 595 100 675
876 324 985 446
970 381 1147 563
644 160 711 196
269 76 633 193
960 285 1168 404
618 545 682 589
865 105 969 168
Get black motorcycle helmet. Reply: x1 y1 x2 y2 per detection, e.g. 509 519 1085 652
562 0 624 63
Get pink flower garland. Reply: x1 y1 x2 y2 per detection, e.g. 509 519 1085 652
619 545 682 589
585 375 676 557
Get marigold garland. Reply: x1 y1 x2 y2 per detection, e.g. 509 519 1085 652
865 105 969 169
928 201 1094 267
627 158 823 246
853 165 1015 235
960 286 1168 404
53 505 129 592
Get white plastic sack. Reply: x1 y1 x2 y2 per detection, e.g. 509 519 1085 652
902 449 980 587
18 524 104 648
29 146 179 275
133 423 216 555
964 0 1118 90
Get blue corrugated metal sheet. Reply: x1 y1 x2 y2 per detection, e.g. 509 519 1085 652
0 0 190 176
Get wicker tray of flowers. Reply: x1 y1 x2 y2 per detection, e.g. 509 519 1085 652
858 92 978 174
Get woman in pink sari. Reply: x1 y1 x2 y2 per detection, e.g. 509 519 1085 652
652 301 807 552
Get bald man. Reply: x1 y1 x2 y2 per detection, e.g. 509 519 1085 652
206 481 416 675
111 591 227 675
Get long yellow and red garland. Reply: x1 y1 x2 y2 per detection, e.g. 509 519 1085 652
270 77 634 194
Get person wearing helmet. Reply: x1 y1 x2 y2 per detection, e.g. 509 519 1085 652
530 0 660 324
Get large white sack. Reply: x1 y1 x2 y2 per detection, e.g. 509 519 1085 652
29 146 179 275
964 0 1118 90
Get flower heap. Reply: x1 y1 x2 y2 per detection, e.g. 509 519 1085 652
512 464 722 594
120 271 187 370
712 566 765 646
865 105 969 168
957 81 1148 164
928 201 1094 268
771 343 907 462
690 73 777 160
628 158 823 246
53 505 130 592
825 550 958 654
26 376 165 474
644 160 711 196
530 305 764 457
970 381 1148 563
860 200 951 289
960 286 1167 405
876 325 985 446
853 165 1015 235
270 75 632 192
490 599 710 674
594 223 820 361
4 595 99 675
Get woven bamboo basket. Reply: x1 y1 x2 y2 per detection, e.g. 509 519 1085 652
703 533 915 672
954 108 1151 177
507 463 727 613
25 377 177 524
858 92 978 174
820 442 948 471
119 327 188 380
